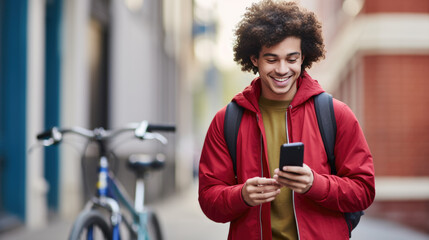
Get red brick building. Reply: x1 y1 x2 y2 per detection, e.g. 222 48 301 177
309 0 429 233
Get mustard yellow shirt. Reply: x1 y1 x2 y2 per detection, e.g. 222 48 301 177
259 96 298 240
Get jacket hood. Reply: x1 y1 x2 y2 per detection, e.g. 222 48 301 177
232 71 325 112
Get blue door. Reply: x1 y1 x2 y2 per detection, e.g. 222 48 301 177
44 0 62 213
0 0 28 230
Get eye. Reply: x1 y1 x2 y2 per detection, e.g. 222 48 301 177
266 59 277 63
288 59 298 63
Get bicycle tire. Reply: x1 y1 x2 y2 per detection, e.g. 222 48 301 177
69 209 112 240
139 211 163 240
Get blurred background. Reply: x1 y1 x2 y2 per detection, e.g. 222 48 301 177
0 0 428 238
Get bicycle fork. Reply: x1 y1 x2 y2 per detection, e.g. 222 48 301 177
96 156 122 240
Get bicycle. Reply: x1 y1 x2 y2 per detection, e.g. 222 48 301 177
35 121 175 240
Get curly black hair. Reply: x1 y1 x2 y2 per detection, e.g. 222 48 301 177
233 0 325 74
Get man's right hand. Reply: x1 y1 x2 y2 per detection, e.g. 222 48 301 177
241 177 281 206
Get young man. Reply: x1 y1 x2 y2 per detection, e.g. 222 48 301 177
198 1 375 239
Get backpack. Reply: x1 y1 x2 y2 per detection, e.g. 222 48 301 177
224 92 363 237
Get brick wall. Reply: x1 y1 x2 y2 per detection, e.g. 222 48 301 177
363 0 429 13
332 54 429 233
363 55 429 176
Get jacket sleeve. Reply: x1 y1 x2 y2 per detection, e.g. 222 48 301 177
304 100 376 212
198 108 251 223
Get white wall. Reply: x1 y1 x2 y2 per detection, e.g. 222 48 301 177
108 0 178 200
26 0 48 229
60 0 91 219
110 0 159 130
109 0 197 193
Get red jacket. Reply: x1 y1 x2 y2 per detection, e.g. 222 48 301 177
198 72 375 239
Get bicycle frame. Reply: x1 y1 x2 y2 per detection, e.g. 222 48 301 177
85 155 152 240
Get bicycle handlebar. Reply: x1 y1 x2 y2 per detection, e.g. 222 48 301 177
147 124 175 132
36 121 175 145
37 129 54 140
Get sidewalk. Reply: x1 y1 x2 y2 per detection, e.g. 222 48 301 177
2 182 428 240
1 182 228 240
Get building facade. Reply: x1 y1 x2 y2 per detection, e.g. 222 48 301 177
309 0 429 233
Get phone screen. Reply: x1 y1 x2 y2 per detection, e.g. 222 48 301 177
279 142 304 170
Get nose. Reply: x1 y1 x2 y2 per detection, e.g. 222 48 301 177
275 60 289 75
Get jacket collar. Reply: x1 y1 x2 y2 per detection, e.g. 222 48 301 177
232 71 325 113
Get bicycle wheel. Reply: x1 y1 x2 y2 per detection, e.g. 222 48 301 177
69 209 112 240
141 211 163 240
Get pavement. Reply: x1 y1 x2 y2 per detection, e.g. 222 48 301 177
1 182 429 240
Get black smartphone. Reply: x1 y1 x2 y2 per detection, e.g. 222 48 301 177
279 142 304 171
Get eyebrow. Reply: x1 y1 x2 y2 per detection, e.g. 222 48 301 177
262 52 301 58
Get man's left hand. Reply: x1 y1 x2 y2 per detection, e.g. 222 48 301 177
273 164 314 194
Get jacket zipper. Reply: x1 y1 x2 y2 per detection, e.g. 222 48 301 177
257 113 264 240
286 107 300 240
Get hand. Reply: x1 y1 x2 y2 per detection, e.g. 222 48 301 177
241 177 281 206
273 164 314 194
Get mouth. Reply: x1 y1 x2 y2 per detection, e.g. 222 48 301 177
272 75 293 82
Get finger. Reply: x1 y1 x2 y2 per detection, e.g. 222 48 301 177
257 196 277 204
247 177 277 186
274 168 291 178
245 185 262 194
283 164 313 174
282 174 311 186
249 189 281 205
281 166 305 174
252 189 280 200
275 175 306 188
260 183 281 190
256 177 278 186
246 177 260 185
275 172 301 183
249 185 280 195
275 175 295 186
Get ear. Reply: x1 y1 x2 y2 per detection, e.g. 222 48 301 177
250 55 259 67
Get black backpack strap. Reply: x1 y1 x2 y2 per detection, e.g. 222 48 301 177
314 92 337 174
314 92 363 237
224 101 244 180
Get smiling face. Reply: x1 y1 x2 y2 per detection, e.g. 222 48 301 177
251 36 304 101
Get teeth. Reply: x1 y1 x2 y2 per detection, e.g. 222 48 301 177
273 76 291 82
